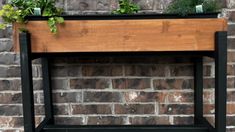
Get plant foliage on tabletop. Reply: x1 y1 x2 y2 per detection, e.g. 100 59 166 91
0 0 64 34
165 0 221 16
112 0 140 14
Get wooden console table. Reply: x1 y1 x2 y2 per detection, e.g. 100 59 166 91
17 14 227 132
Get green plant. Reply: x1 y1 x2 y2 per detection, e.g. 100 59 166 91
112 0 140 14
0 0 64 34
165 0 221 16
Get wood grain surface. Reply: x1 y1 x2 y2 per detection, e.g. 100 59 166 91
13 18 227 53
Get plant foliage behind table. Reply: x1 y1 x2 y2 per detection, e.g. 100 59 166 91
112 0 140 14
165 0 221 16
0 0 64 34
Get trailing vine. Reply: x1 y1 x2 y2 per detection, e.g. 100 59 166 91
0 0 64 34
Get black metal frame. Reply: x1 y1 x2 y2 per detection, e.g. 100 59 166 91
19 15 227 132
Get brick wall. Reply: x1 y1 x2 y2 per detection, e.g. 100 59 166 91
0 0 235 131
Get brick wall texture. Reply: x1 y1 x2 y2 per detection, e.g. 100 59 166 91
0 0 235 131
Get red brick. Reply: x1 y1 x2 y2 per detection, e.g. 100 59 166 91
87 116 125 125
84 92 121 102
159 104 194 115
115 104 155 114
170 65 193 76
124 92 159 102
228 91 235 102
173 116 194 125
70 79 110 89
112 78 151 89
0 117 23 128
82 65 123 76
55 117 84 125
153 79 193 90
129 116 170 125
71 104 112 114
158 92 194 103
53 92 82 103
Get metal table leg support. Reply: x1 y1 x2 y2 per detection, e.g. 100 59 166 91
215 31 227 132
194 57 203 124
42 58 54 124
20 32 35 132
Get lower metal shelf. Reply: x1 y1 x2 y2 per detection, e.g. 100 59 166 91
41 125 209 132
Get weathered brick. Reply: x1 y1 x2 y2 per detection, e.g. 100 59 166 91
55 0 65 8
228 24 235 36
227 128 235 132
67 65 82 77
112 78 151 89
52 79 68 90
203 91 214 104
227 77 235 88
228 91 235 102
67 0 96 11
33 79 42 90
70 79 110 89
82 65 123 76
203 104 215 114
173 116 194 125
0 117 23 128
228 11 235 22
55 117 84 125
124 92 159 102
227 116 235 126
228 52 235 62
228 38 235 49
0 27 12 40
84 92 122 102
71 104 112 114
133 0 154 10
34 105 45 115
87 116 125 125
227 103 235 114
0 105 22 116
0 80 21 91
203 103 235 114
51 66 67 77
170 65 194 76
115 104 155 114
54 105 69 115
129 116 170 125
0 66 20 77
153 79 193 90
97 0 111 11
158 92 194 103
204 78 214 89
53 92 82 103
228 65 235 75
124 65 153 76
227 0 235 8
152 65 170 77
154 0 172 10
159 104 194 115
0 53 18 65
0 93 22 104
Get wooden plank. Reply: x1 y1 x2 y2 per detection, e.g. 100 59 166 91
13 18 227 53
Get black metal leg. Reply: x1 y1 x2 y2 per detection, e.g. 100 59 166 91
194 57 203 124
214 31 227 132
42 58 54 124
19 33 35 132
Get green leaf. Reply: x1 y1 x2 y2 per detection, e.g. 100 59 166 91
0 23 7 29
55 17 64 24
